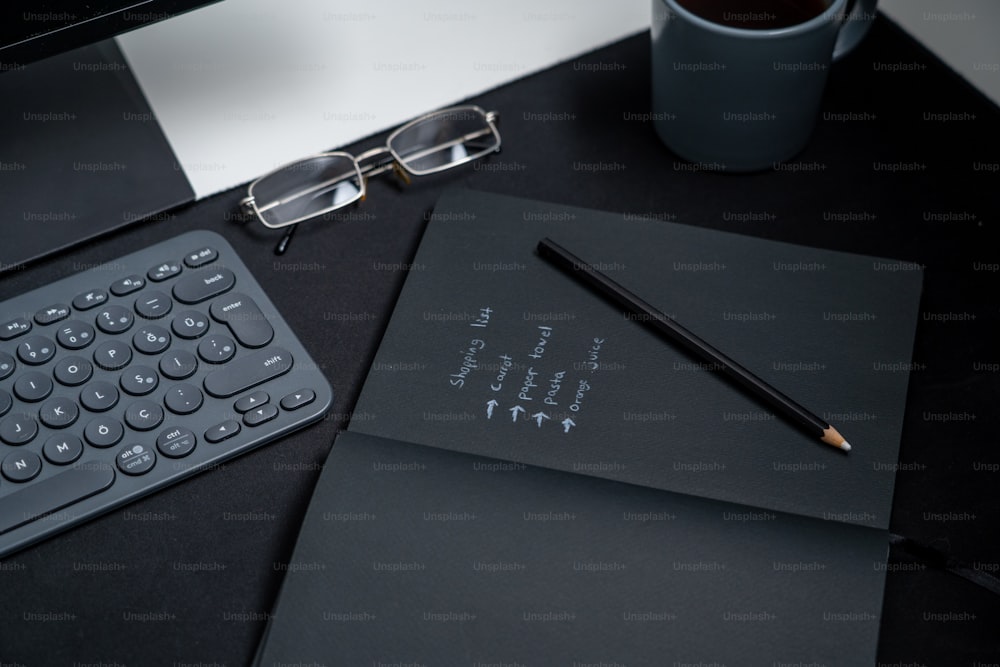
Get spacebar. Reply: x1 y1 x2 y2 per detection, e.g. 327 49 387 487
0 464 116 535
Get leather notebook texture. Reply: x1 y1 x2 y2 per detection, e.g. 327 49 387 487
256 190 924 666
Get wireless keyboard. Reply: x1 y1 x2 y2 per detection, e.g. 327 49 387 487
0 230 332 557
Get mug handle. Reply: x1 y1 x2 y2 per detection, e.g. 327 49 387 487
832 0 878 61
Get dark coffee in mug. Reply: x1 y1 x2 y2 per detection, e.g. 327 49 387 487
675 0 831 30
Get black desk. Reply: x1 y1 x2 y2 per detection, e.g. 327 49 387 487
1 17 998 665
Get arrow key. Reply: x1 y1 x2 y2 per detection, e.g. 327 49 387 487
243 404 278 427
234 391 269 413
279 389 315 411
205 420 240 444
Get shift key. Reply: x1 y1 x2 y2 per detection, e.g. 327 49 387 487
211 293 274 348
203 347 293 398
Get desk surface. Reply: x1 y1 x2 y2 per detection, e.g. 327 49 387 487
1 17 998 665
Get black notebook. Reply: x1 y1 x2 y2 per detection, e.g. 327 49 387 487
256 190 923 666
0 41 193 271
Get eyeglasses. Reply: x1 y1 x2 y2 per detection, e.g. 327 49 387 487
240 104 501 254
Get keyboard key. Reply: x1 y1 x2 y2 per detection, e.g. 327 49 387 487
184 246 218 268
34 304 71 325
133 325 171 355
148 261 182 282
0 390 10 417
156 427 197 458
210 294 274 348
14 372 52 402
117 444 156 476
203 347 293 399
243 404 278 427
54 356 93 386
159 351 198 380
173 267 235 304
57 321 95 350
43 434 84 465
164 384 203 415
120 366 159 396
110 274 146 296
0 352 14 380
198 334 236 364
2 451 42 483
280 389 316 411
80 381 119 412
93 340 133 371
205 420 240 443
0 317 32 340
124 400 164 431
0 414 38 446
95 305 134 334
72 289 108 311
84 417 124 448
135 291 172 319
0 463 115 535
16 336 56 365
172 311 210 339
234 391 269 413
39 397 79 429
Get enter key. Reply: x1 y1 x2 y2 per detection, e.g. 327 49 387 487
210 293 274 348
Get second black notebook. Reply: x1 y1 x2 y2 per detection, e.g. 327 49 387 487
256 190 923 666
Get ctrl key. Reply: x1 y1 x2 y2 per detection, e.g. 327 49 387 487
156 427 197 459
117 444 156 476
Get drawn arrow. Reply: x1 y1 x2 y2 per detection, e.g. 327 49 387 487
509 405 526 423
561 418 576 433
486 399 499 419
531 412 550 428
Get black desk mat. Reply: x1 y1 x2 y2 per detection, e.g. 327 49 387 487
0 15 997 665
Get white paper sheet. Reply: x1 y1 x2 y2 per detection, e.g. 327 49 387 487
118 0 1000 199
117 0 650 198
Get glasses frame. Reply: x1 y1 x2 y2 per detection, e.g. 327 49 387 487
240 104 501 231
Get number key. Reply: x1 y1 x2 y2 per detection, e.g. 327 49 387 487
17 336 55 365
57 321 95 350
0 351 14 380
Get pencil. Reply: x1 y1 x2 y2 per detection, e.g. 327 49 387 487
537 237 851 452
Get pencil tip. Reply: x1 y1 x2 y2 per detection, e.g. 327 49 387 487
841 441 852 452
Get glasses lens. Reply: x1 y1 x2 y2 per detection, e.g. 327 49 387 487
388 107 499 176
250 153 363 228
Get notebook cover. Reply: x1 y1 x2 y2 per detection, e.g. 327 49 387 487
256 190 922 666
256 430 888 667
0 40 194 271
350 189 923 530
